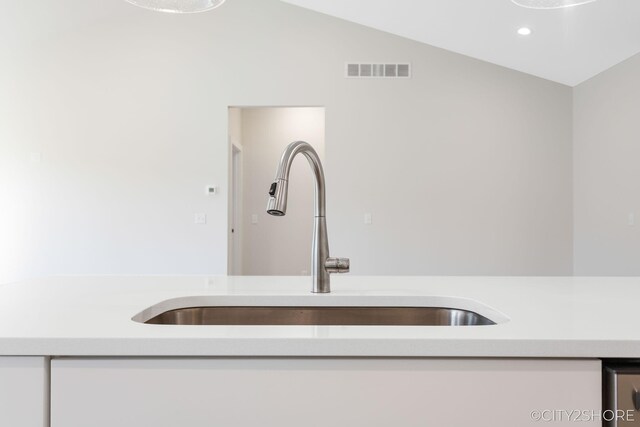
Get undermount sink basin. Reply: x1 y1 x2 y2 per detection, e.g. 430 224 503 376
144 306 496 326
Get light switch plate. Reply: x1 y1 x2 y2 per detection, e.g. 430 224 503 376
364 213 373 225
206 186 217 195
194 213 207 224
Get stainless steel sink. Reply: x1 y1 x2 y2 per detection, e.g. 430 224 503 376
144 306 496 326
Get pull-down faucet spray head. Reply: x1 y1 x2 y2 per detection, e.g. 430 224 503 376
266 179 288 217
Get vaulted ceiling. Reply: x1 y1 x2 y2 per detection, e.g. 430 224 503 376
281 0 640 86
3 0 639 86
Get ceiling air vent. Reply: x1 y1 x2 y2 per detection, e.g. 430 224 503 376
345 63 411 79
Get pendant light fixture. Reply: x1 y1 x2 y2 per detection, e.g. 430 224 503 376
511 0 597 9
124 0 226 13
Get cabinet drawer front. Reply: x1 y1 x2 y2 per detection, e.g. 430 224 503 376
0 357 48 427
52 358 601 427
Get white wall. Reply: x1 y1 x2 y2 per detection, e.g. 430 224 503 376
573 52 640 275
0 0 574 283
236 107 325 276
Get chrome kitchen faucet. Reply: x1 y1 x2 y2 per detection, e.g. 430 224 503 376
266 141 350 293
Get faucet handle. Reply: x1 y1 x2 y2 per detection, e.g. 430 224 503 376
325 257 350 274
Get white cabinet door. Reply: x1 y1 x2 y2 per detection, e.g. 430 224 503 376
52 358 601 427
0 357 48 427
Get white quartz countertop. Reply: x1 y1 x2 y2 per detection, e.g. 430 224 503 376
0 275 637 358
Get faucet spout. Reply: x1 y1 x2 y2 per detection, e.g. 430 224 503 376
266 141 349 293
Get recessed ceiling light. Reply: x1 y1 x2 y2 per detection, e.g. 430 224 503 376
512 0 598 9
124 0 226 13
517 27 532 36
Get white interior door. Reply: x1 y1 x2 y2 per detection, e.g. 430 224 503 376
230 144 243 275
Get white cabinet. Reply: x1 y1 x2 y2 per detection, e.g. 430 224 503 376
0 357 49 427
51 358 601 427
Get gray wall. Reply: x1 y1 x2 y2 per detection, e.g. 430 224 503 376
574 52 640 275
0 0 574 283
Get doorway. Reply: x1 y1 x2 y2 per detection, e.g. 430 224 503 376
227 107 326 276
